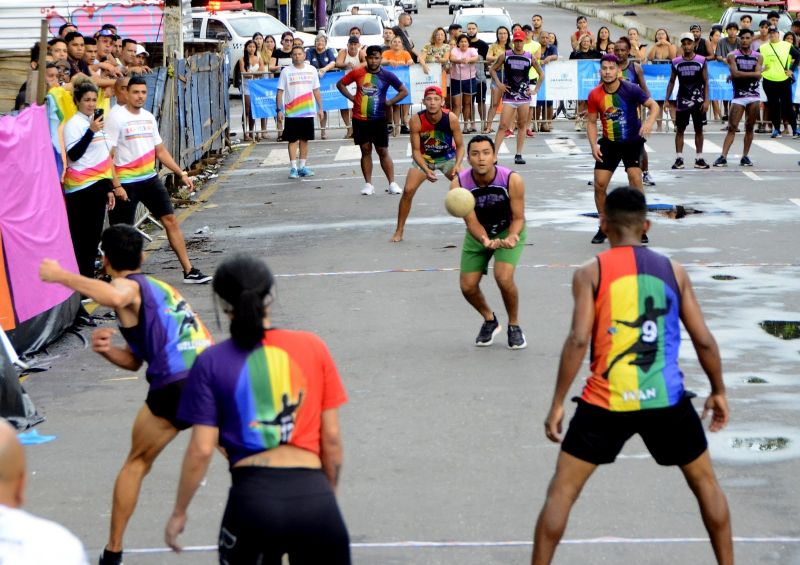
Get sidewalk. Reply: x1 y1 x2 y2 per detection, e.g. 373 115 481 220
549 0 716 41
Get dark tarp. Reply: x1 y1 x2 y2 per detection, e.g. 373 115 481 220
6 292 80 358
0 346 44 431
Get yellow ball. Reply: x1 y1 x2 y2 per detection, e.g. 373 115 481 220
445 187 475 218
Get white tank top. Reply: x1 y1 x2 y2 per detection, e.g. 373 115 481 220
344 52 360 68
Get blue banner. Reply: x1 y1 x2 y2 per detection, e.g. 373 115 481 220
249 77 279 119
577 60 601 100
707 61 734 101
641 62 672 101
385 66 412 105
319 71 349 111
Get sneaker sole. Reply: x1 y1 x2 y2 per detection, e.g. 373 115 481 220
475 324 502 347
508 337 527 350
184 276 212 284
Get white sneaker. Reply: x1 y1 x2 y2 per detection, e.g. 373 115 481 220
387 182 402 195
360 183 375 195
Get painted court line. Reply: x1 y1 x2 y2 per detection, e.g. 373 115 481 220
742 171 762 181
121 536 800 555
753 139 800 155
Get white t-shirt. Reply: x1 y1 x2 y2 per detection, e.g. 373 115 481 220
62 111 114 193
0 505 88 564
105 104 162 184
277 63 320 118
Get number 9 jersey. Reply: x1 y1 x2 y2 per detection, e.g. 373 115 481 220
581 246 684 412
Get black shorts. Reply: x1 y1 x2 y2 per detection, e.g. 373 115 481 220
561 395 708 467
675 106 705 131
108 175 175 226
594 137 644 172
220 467 351 565
352 118 389 148
145 380 190 430
283 117 315 143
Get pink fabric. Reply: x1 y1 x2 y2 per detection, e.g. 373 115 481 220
449 47 478 80
0 104 77 324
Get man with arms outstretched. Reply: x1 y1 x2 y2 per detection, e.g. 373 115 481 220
531 187 733 565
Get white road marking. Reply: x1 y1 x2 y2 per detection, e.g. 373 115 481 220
335 145 364 160
743 171 762 181
752 140 800 154
790 198 800 208
545 138 583 154
121 536 800 554
683 139 723 154
259 149 289 166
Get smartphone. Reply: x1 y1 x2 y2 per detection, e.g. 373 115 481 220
94 108 104 120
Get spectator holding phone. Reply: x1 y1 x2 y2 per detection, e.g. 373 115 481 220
62 78 115 279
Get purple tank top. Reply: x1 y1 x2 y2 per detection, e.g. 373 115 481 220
119 274 214 389
458 165 513 237
671 54 706 111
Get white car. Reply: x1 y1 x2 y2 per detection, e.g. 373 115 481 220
376 0 403 21
400 0 418 14
449 8 511 43
192 7 315 78
325 14 384 50
338 4 396 28
448 0 482 14
428 0 448 9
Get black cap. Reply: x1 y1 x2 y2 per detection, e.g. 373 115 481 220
690 24 701 31
347 34 360 44
365 45 382 56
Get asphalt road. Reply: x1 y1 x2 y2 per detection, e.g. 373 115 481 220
19 1 800 564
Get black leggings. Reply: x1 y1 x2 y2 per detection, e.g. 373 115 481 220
64 179 111 278
762 78 797 131
219 467 350 565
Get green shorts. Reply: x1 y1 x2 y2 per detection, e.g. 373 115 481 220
412 156 457 174
460 227 527 274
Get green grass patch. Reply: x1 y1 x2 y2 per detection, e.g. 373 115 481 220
610 0 727 24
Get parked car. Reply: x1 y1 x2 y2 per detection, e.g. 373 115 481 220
449 7 511 43
325 13 384 50
192 7 315 79
400 0 418 15
448 0 482 15
428 0 448 9
376 0 404 20
718 1 792 33
341 3 397 28
330 0 379 14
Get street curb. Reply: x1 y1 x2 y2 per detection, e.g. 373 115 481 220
547 0 714 42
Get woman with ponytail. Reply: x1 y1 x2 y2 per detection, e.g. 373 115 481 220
165 254 351 564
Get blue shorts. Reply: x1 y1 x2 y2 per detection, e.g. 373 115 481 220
451 78 476 96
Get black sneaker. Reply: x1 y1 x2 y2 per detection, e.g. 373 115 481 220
400 125 410 134
99 548 123 565
514 154 526 165
641 233 649 244
740 156 753 167
475 314 501 346
183 268 212 284
591 228 607 244
713 155 727 167
671 157 684 169
507 325 527 349
642 171 655 186
694 158 710 169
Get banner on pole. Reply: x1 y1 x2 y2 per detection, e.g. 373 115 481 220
543 61 579 100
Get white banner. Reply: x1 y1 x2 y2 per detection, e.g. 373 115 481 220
543 61 579 100
409 63 444 102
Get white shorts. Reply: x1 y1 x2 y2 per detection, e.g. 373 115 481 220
731 97 760 107
502 99 531 109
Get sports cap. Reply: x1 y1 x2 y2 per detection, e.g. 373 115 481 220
689 24 701 32
135 44 149 56
424 85 443 97
512 30 526 41
348 34 360 44
679 32 695 42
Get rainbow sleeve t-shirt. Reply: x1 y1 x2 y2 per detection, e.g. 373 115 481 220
587 80 649 142
582 246 684 412
178 329 348 467
105 105 162 184
341 66 403 121
62 112 113 193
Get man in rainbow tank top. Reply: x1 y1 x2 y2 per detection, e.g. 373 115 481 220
531 187 733 565
391 85 464 242
39 225 214 565
451 135 527 350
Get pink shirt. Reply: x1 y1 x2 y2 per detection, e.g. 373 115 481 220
449 47 478 80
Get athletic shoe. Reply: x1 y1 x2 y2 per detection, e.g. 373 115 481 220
671 157 684 169
641 233 649 244
740 156 753 167
504 129 514 138
507 325 527 349
793 130 800 139
771 129 781 138
400 125 410 135
360 183 375 196
475 314 501 346
514 154 526 165
298 167 315 177
183 268 212 284
288 167 299 179
525 128 535 137
642 171 655 186
694 158 710 169
591 228 607 244
99 548 123 565
387 182 402 195
713 156 727 167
